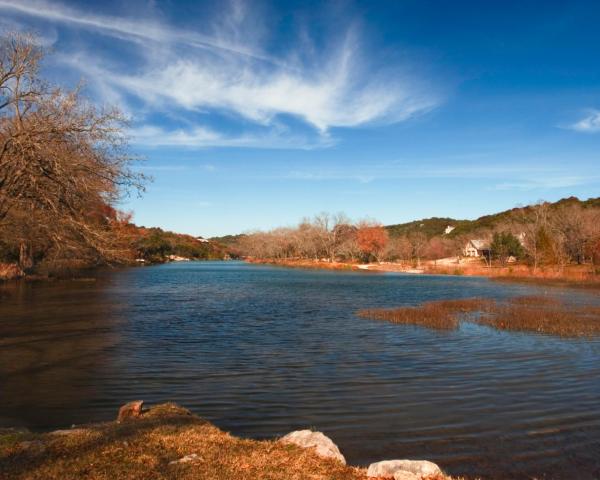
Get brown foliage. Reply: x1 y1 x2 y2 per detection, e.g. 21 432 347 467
0 32 145 271
356 223 389 262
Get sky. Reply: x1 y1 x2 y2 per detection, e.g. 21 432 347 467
1 0 599 237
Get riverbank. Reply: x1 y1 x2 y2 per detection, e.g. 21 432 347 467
246 258 600 289
0 402 455 480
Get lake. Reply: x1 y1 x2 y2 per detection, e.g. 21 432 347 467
1 261 599 479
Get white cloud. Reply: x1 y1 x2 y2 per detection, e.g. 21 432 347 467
110 40 437 133
130 125 334 150
493 176 595 190
568 109 600 133
0 0 272 62
0 0 442 147
283 164 572 182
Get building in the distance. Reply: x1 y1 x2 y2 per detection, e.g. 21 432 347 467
463 239 490 257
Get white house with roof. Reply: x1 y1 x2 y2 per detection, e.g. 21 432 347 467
463 239 491 257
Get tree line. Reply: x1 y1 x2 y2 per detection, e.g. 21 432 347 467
236 212 455 265
235 201 600 270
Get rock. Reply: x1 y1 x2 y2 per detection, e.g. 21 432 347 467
393 472 420 480
49 428 88 436
117 400 144 422
169 453 199 465
280 430 346 464
367 459 442 478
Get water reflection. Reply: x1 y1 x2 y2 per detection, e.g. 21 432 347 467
0 280 124 428
1 262 599 479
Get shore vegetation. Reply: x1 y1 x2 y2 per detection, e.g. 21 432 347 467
357 296 600 338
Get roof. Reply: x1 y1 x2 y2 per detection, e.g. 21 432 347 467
469 239 490 250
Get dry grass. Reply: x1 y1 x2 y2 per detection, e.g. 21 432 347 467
507 295 562 306
491 276 600 290
358 296 600 338
0 404 370 480
0 263 23 281
476 298 600 338
0 404 462 480
357 298 494 330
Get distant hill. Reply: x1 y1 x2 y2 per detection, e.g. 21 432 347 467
132 226 233 261
386 217 467 238
385 196 600 239
209 233 247 246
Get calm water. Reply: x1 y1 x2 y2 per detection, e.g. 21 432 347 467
1 262 600 479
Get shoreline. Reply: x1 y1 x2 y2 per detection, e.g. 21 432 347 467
0 401 454 480
246 258 600 289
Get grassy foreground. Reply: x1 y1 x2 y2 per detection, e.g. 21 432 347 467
0 404 363 480
0 403 455 480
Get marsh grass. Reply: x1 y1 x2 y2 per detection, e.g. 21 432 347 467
478 298 600 338
358 296 600 338
492 276 600 290
357 298 493 330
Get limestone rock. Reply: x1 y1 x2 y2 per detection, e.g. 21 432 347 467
393 472 420 480
169 453 200 465
367 459 442 478
49 428 88 436
117 400 144 422
280 430 346 464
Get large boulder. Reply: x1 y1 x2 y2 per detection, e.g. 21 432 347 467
367 459 442 478
280 430 346 464
117 400 144 422
393 472 420 480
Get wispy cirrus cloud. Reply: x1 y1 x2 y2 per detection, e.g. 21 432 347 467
492 176 596 191
129 125 335 150
0 0 443 148
281 163 600 190
566 109 600 133
0 0 273 62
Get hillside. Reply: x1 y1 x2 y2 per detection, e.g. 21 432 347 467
132 227 233 262
209 233 248 246
384 196 600 239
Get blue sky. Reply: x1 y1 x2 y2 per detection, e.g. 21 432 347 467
1 0 599 236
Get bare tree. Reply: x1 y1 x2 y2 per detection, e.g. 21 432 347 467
0 32 145 270
313 212 351 262
408 231 427 267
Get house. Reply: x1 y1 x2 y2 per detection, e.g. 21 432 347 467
196 236 210 243
444 225 455 235
463 239 491 258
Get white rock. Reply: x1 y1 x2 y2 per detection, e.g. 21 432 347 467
49 428 88 436
394 472 420 480
280 430 346 464
367 459 442 478
169 453 199 465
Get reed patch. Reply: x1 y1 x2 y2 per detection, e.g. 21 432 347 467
357 296 600 338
